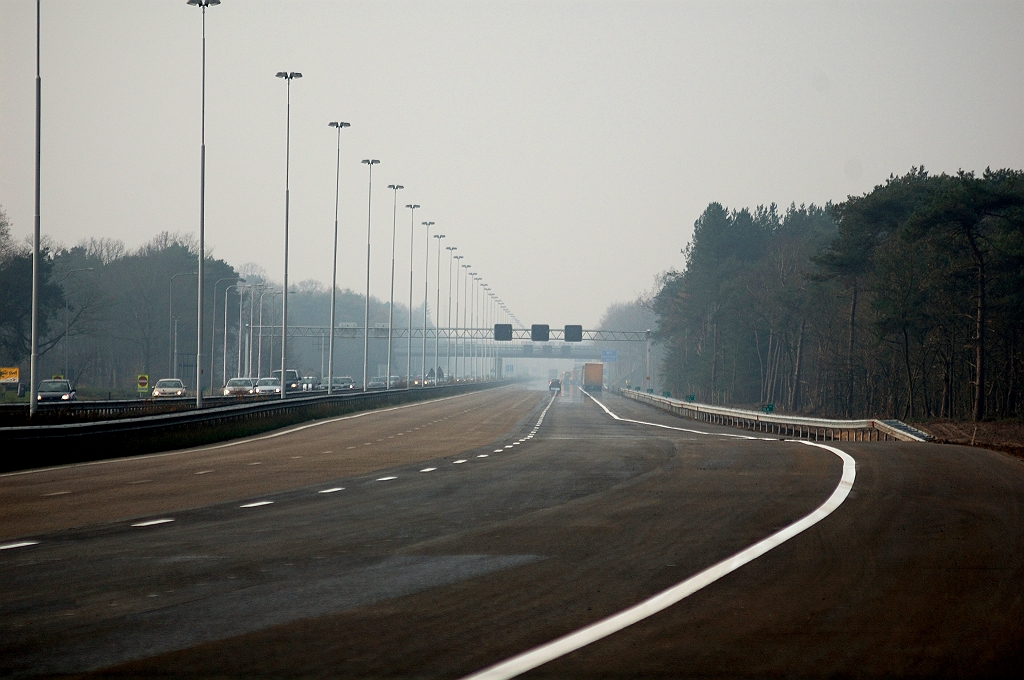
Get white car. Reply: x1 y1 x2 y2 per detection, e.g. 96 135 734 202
152 378 186 398
255 377 282 395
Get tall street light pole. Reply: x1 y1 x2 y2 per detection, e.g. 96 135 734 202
360 159 380 391
223 283 242 385
257 289 280 378
385 184 403 389
420 221 433 385
405 204 419 387
169 271 195 378
211 275 240 392
454 256 465 378
187 0 219 405
326 121 350 394
461 263 471 378
433 233 445 383
29 0 42 416
276 70 301 400
445 246 457 381
63 268 93 380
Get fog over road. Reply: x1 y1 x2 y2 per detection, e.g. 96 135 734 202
2 385 1023 678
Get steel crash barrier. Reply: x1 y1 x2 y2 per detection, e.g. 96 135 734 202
619 389 931 443
0 382 508 473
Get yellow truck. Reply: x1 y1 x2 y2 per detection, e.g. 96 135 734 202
582 362 603 392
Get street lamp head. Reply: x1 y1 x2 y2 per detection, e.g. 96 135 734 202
406 204 420 210
188 0 220 6
434 233 445 239
329 121 351 129
361 159 380 165
423 221 435 227
387 184 404 190
276 71 301 80
446 246 457 252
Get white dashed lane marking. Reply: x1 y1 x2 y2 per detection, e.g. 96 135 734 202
318 487 344 494
0 541 39 550
195 470 213 475
376 476 398 482
42 491 70 496
420 468 437 473
240 501 273 508
494 450 504 453
132 518 174 528
478 454 489 458
453 460 467 465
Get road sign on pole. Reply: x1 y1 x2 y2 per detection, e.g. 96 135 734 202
137 374 149 392
0 367 19 384
601 350 618 363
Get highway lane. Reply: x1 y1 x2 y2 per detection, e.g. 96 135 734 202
2 386 1023 678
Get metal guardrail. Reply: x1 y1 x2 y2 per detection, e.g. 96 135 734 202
0 394 279 426
0 382 508 472
620 389 931 443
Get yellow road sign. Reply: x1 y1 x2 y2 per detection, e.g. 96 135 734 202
0 367 19 384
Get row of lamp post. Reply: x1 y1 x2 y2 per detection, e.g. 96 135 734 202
27 0 520 413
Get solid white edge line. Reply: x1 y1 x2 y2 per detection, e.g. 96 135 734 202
131 518 175 527
459 394 856 680
0 388 491 479
0 541 39 550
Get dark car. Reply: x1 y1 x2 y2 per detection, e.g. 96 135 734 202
37 379 76 402
222 377 257 396
549 378 562 395
271 369 301 392
328 376 357 390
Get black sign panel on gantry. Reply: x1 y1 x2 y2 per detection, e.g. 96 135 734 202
564 325 583 342
531 324 550 342
494 324 513 341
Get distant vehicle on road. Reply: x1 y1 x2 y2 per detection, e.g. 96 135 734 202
582 363 603 392
300 376 322 391
36 379 75 402
328 376 357 390
222 378 257 396
366 376 387 390
152 379 186 398
549 378 562 396
271 369 301 392
255 377 282 395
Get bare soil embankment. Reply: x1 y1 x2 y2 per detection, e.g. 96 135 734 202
916 419 1024 459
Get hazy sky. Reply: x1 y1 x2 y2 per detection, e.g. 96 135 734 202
2 1 1022 328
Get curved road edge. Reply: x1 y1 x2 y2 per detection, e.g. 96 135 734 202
461 390 856 680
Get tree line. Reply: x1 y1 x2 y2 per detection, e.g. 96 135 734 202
0 209 418 396
653 168 1024 422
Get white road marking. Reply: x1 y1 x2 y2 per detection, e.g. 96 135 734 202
376 476 398 481
195 470 213 475
420 468 437 473
131 518 174 527
318 487 344 494
504 445 514 449
0 389 492 479
453 460 467 464
494 449 504 453
0 541 39 550
460 393 856 680
478 454 489 458
247 462 262 466
347 446 356 449
42 491 70 496
128 479 152 484
239 501 273 508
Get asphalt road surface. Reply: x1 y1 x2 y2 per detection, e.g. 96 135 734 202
2 384 1023 678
